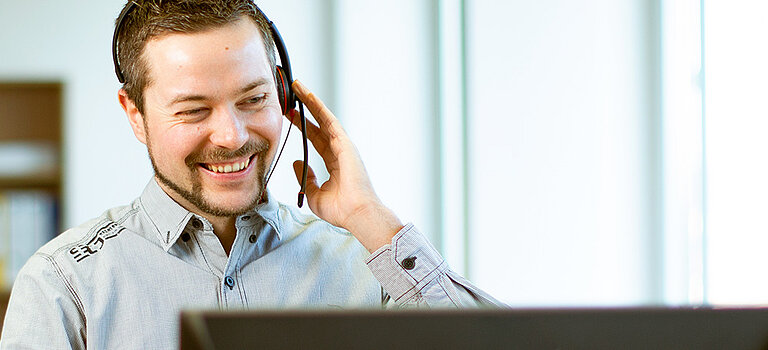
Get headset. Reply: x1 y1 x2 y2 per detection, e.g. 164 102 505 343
112 1 309 208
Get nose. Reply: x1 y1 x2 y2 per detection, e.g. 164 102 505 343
208 106 248 150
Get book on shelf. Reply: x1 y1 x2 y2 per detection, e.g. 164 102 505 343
0 141 58 179
0 190 57 290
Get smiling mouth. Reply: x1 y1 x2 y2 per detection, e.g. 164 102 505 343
201 155 254 174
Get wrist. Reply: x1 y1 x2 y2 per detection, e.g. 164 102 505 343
344 203 403 253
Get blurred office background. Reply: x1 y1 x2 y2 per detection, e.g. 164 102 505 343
0 0 767 307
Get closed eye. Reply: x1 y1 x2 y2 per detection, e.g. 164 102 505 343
175 107 209 121
180 108 206 115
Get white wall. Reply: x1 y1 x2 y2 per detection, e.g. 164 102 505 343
466 0 662 306
660 0 704 306
704 0 768 305
334 0 439 244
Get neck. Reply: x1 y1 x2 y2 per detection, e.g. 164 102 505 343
208 216 237 255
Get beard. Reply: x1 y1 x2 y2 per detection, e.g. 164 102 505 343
148 139 271 217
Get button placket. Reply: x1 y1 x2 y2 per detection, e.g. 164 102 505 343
221 219 252 299
224 276 235 290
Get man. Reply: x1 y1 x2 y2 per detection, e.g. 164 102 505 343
0 1 502 348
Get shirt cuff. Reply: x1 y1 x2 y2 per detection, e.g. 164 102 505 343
365 223 447 304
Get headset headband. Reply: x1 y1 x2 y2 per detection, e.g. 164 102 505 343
112 1 295 108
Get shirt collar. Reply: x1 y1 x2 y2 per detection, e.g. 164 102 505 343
139 178 284 251
252 187 283 239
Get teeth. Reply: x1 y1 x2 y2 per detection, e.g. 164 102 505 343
205 157 251 173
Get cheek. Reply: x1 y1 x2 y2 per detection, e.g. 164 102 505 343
250 108 283 144
271 113 284 140
148 124 205 165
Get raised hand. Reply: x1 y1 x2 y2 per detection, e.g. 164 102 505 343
287 80 403 252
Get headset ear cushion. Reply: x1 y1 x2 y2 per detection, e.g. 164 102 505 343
275 65 291 115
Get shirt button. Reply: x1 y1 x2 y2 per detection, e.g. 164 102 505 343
401 257 417 270
249 234 257 243
181 233 191 242
241 215 251 221
191 218 203 229
224 276 235 290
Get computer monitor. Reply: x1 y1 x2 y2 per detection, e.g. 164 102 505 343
180 307 768 349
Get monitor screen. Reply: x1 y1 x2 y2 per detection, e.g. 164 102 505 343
180 307 768 350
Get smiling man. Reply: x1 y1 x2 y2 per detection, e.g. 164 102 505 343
124 14 283 254
0 1 502 349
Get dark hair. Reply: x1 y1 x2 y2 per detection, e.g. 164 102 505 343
115 0 277 114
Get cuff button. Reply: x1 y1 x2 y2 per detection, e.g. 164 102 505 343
401 257 417 270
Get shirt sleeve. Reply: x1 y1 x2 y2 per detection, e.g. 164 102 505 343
365 223 507 309
0 254 86 350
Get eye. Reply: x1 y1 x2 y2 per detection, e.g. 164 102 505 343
244 93 267 106
181 108 205 115
175 107 209 121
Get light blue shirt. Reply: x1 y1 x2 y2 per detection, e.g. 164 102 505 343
0 179 502 349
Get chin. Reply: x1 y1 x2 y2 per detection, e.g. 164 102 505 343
204 192 262 216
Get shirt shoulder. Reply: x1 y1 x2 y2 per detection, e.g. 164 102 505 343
276 203 358 246
23 200 147 297
36 201 139 259
272 202 372 268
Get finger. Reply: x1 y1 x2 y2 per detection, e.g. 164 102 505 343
285 105 351 169
291 80 345 139
285 109 334 164
286 109 324 144
292 160 321 207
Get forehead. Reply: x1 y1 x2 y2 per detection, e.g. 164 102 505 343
142 18 272 100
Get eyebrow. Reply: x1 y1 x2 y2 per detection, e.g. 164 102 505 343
166 78 271 107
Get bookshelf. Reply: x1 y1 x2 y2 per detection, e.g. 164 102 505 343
0 82 62 298
0 289 8 335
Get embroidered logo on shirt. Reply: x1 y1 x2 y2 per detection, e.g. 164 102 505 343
69 221 126 262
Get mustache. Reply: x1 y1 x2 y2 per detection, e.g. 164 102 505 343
185 139 270 166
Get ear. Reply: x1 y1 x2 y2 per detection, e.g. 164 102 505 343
119 89 147 145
